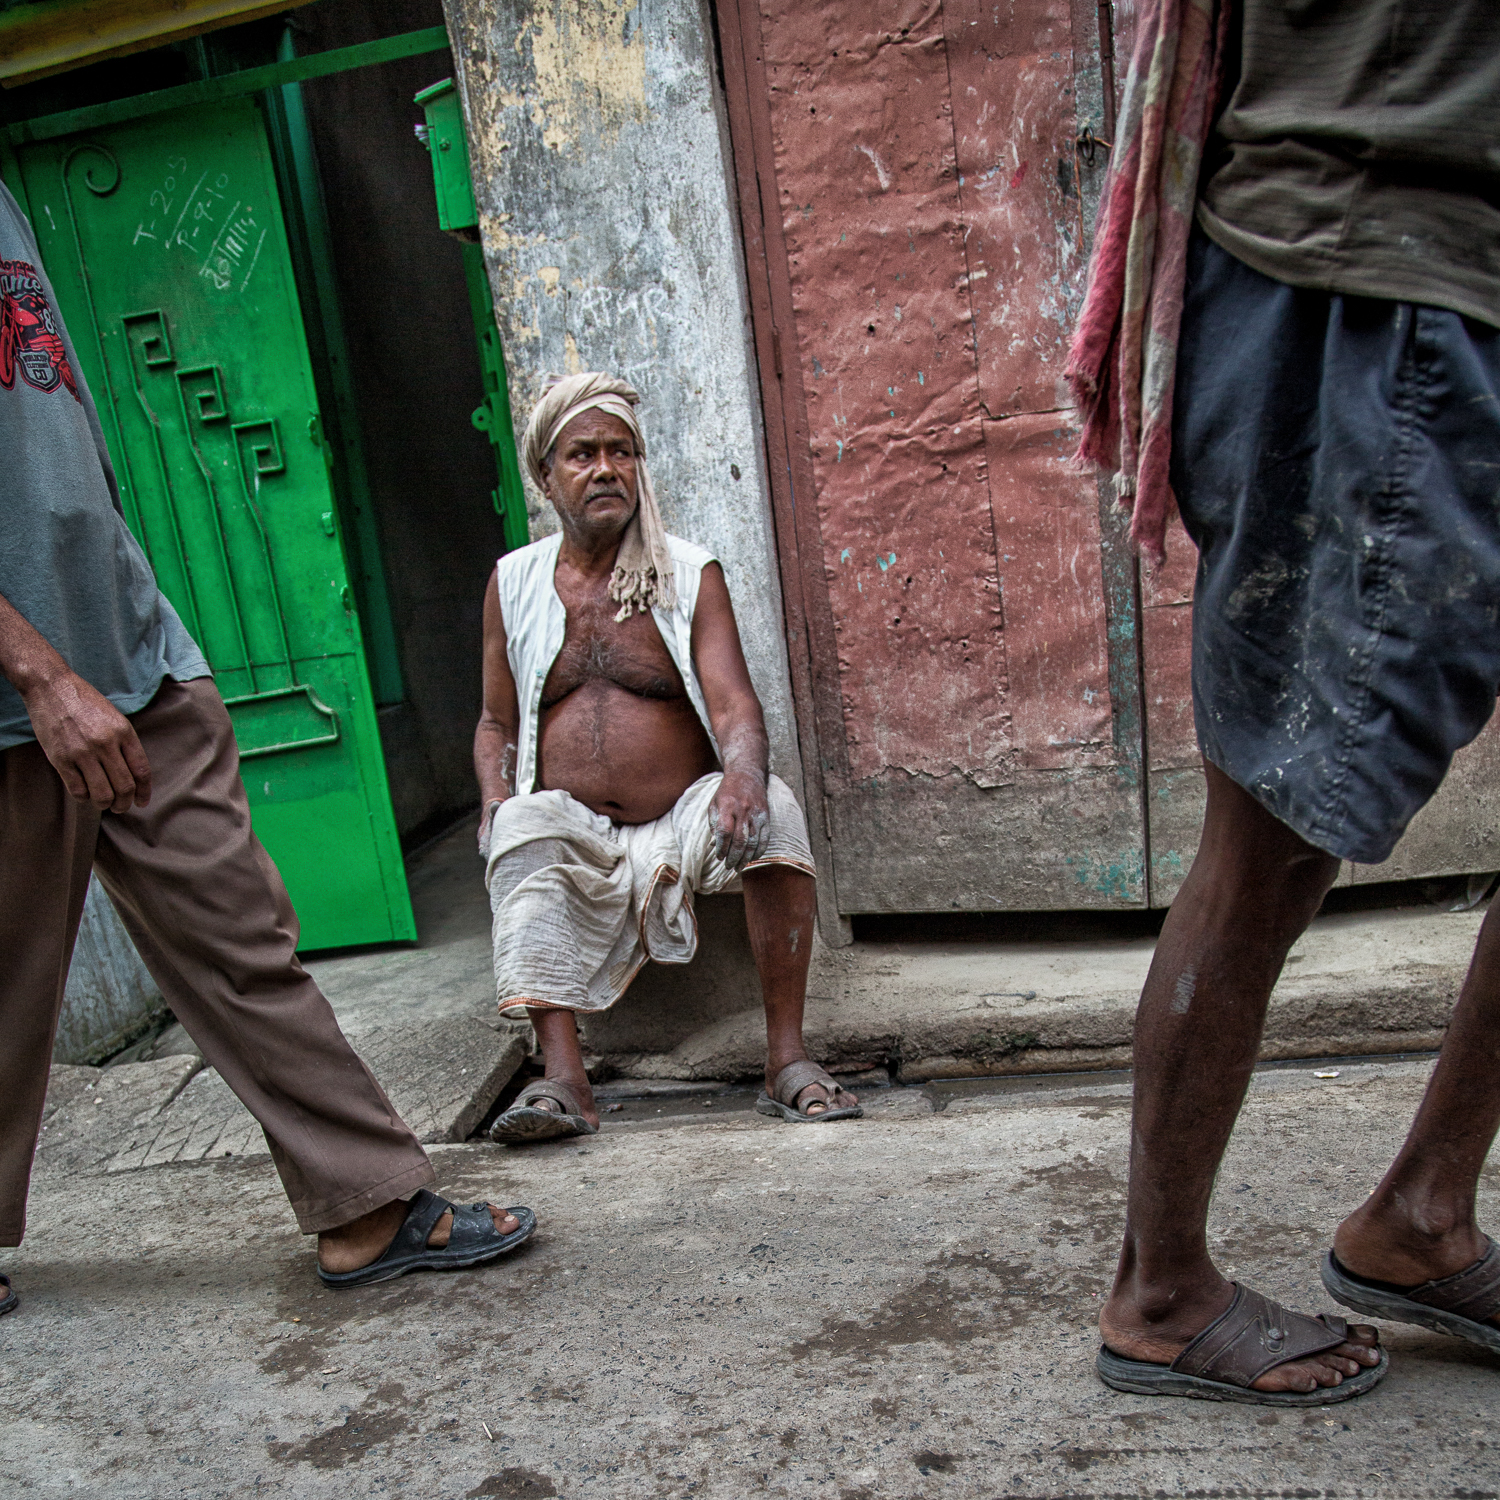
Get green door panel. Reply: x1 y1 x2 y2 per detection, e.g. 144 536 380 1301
11 98 414 950
228 684 340 757
414 78 529 552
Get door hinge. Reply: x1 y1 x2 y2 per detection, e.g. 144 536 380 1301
308 414 334 473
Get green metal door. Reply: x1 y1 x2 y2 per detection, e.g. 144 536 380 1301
7 97 414 949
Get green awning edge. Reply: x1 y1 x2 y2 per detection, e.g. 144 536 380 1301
6 23 450 143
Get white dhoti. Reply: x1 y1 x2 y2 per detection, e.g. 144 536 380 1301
484 773 815 1016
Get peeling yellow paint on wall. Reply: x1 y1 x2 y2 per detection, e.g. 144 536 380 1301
563 331 583 374
476 210 542 316
516 0 648 153
480 211 517 250
537 266 562 296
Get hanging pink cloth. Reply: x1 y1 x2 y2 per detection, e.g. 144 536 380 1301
1065 0 1233 565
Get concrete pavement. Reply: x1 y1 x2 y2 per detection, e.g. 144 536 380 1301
302 817 1486 1085
6 1054 1499 1497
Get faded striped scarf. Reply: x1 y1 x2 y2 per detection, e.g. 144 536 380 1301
1066 0 1232 565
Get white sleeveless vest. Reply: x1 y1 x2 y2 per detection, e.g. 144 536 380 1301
494 530 721 795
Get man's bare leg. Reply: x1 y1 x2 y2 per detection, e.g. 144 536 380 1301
521 1007 602 1130
1099 763 1380 1392
742 865 853 1115
1333 899 1500 1309
519 869 842 1124
318 1201 520 1274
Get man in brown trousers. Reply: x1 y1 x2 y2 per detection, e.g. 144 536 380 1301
0 180 534 1315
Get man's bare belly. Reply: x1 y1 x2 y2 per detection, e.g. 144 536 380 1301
537 682 718 824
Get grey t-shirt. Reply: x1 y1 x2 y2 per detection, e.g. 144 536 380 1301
1198 0 1500 327
0 181 208 751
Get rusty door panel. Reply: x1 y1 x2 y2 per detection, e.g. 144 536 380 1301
826 763 1145 910
944 0 1085 415
760 0 1012 786
1352 731 1500 887
725 0 1144 911
1139 516 1200 900
730 0 1500 913
984 413 1113 766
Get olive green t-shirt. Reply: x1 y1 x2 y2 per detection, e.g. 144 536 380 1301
1197 0 1500 327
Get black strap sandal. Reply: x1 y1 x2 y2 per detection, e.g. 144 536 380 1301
318 1189 536 1288
0 1273 16 1317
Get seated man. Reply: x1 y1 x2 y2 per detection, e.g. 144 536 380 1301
477 372 860 1140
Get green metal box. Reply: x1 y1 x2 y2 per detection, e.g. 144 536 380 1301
415 76 529 551
414 77 477 233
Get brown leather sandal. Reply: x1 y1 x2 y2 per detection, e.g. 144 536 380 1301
756 1061 863 1124
490 1078 599 1145
1097 1283 1388 1405
1322 1241 1500 1354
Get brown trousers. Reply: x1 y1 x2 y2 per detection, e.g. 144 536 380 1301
0 676 433 1245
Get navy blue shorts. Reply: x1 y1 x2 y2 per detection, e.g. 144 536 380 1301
1172 227 1500 864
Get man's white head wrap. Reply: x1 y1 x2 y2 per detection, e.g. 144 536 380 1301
523 372 676 619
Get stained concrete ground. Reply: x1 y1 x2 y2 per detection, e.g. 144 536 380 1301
16 822 1499 1495
8 1056 1500 1498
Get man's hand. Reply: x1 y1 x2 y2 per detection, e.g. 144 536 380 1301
709 768 771 872
478 797 505 856
690 563 773 872
23 669 152 812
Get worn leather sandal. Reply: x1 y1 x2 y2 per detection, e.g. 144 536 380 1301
1097 1283 1388 1406
756 1061 863 1124
1321 1241 1500 1354
490 1078 599 1145
0 1273 16 1317
318 1189 536 1288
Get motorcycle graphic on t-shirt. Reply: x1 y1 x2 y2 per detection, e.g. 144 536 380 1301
0 258 80 401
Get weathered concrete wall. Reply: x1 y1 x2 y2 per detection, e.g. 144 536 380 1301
53 878 165 1065
440 0 802 788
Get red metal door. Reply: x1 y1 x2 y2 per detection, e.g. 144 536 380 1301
718 0 1144 913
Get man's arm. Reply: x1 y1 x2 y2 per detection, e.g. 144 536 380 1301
474 565 522 850
0 588 151 811
691 562 772 871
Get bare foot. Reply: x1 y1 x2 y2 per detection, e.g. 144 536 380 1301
1334 1202 1495 1321
1100 1276 1381 1394
764 1052 858 1117
317 1197 520 1275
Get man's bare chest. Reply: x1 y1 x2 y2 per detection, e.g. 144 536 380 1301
541 592 686 708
